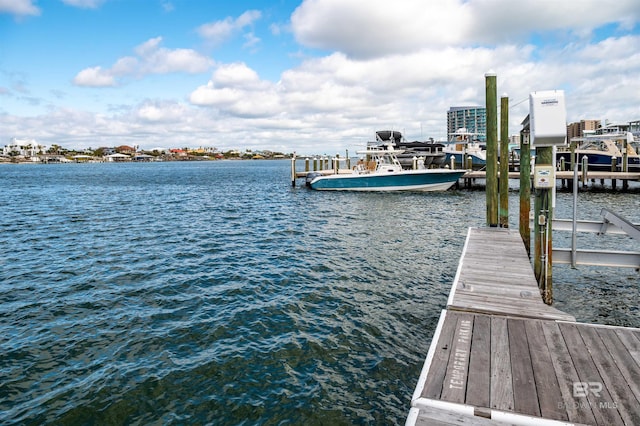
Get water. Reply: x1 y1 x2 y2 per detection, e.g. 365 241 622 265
0 161 638 425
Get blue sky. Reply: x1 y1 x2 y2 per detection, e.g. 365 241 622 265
1 0 639 154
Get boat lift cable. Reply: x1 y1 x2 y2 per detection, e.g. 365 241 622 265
509 97 528 109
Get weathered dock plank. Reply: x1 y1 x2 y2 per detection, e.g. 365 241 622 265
559 322 625 425
446 228 575 322
524 320 566 421
489 317 513 412
408 227 640 426
466 314 490 408
541 320 597 424
507 318 540 417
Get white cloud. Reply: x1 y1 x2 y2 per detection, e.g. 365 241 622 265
291 0 640 58
197 10 262 45
73 66 117 87
133 37 214 74
0 0 40 17
211 63 264 88
161 2 174 13
61 0 105 9
135 100 190 122
190 63 280 117
4 0 640 155
73 37 214 87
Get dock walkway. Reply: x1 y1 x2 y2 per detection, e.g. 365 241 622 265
408 227 640 425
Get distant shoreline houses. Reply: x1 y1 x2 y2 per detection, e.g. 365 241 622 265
0 139 290 163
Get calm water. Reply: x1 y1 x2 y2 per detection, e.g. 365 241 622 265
1 160 638 425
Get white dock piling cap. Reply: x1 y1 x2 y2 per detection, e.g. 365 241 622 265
485 70 496 77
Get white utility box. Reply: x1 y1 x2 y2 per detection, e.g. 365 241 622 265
529 90 567 146
534 165 555 188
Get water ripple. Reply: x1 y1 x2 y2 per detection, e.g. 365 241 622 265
1 162 637 425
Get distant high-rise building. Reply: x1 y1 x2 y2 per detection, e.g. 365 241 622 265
566 119 600 140
447 106 487 141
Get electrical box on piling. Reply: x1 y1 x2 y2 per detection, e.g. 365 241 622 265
529 90 567 146
534 165 555 189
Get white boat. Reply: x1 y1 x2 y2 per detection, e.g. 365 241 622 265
306 144 466 191
556 132 639 171
443 128 487 169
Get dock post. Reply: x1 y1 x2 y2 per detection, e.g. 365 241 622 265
519 129 531 257
611 157 617 190
450 156 455 170
313 157 318 171
346 149 350 169
291 154 296 187
499 94 509 228
485 72 498 227
534 146 554 304
622 136 629 172
581 156 588 187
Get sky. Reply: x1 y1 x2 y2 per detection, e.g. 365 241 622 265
1 0 639 155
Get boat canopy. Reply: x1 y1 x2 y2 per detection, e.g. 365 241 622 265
376 130 403 143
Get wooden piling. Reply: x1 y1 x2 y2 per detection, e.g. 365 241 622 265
499 95 509 228
519 129 531 257
611 157 617 190
291 155 296 187
485 72 498 227
533 146 554 304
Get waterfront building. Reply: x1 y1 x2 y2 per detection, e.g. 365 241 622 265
566 119 600 140
2 138 44 157
630 119 640 139
596 122 629 135
447 106 487 141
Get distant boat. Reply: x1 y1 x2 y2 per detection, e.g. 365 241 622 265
370 130 446 169
556 132 639 171
443 128 487 169
306 142 465 191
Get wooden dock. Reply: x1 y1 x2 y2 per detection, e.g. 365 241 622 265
463 170 640 181
407 227 640 425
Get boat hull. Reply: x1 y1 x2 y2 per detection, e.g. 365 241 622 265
445 152 486 169
309 169 466 191
556 152 640 171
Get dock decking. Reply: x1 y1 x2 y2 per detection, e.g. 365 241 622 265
408 227 640 425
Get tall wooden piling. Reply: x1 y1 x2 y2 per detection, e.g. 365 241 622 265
485 72 498 227
291 154 296 187
519 129 531 256
622 138 629 190
533 146 554 304
499 95 509 228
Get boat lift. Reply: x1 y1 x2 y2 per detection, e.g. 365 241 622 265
552 208 640 269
